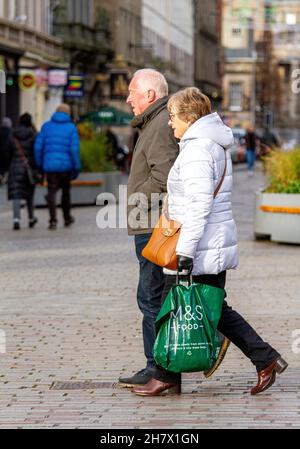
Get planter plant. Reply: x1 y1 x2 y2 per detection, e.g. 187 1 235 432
254 148 300 244
78 123 116 173
78 126 122 203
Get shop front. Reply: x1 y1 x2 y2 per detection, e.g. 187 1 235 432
19 60 68 130
0 45 23 125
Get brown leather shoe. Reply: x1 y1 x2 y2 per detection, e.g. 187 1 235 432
132 378 181 396
251 357 288 395
204 336 231 378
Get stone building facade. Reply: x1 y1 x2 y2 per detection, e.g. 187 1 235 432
0 0 64 127
194 0 223 107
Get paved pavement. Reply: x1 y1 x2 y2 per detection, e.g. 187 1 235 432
0 183 9 212
0 163 299 429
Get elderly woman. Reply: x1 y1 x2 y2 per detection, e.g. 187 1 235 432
132 88 287 397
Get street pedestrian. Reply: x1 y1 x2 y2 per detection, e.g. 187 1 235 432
7 113 39 230
104 127 127 172
245 124 257 176
0 117 12 183
132 87 288 397
118 69 179 387
260 128 280 157
34 104 81 230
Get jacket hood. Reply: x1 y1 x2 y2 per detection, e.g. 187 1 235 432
13 126 35 141
131 96 168 129
180 112 234 151
51 111 72 123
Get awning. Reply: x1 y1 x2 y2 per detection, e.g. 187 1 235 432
79 106 133 127
0 43 24 58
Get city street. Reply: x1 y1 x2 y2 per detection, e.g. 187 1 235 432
0 163 299 429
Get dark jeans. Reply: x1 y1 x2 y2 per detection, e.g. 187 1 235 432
246 149 256 171
13 196 34 221
154 273 280 384
135 234 165 371
47 172 72 224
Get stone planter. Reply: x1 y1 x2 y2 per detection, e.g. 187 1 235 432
254 191 300 244
35 171 123 207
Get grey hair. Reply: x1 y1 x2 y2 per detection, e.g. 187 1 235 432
133 69 168 98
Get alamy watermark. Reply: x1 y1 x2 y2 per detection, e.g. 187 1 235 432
292 69 300 94
292 329 300 354
0 330 6 354
0 70 6 94
96 185 168 230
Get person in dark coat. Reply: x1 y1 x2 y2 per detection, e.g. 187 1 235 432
7 113 38 230
104 127 127 172
34 103 81 230
0 117 12 182
260 128 280 156
245 124 257 176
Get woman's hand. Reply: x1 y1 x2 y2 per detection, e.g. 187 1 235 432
162 194 169 220
177 255 193 275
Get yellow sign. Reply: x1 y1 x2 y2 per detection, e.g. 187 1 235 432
19 73 36 91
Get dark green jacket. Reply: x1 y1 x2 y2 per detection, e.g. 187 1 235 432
127 97 179 235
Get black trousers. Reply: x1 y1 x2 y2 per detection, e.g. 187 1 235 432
47 172 72 224
154 273 280 384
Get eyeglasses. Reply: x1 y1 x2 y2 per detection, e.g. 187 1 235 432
169 112 179 121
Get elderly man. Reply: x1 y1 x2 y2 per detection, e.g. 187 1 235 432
118 69 179 387
34 104 80 230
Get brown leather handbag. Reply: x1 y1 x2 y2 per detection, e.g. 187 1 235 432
142 154 228 270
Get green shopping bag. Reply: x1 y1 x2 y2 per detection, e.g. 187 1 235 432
153 281 225 373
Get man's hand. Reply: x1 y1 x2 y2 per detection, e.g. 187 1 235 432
35 170 44 185
71 170 80 180
177 255 193 275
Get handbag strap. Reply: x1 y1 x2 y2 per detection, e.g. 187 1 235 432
14 138 30 167
214 148 227 199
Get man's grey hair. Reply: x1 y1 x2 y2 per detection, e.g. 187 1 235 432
133 69 168 98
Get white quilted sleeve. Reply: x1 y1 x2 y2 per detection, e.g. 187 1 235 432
176 145 215 259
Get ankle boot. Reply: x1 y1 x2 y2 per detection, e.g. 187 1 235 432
251 357 288 395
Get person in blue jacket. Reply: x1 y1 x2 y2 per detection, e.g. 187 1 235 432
34 103 81 230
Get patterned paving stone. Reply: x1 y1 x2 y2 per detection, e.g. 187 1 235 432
0 164 299 429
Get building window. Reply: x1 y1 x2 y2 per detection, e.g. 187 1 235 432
232 28 241 36
4 0 17 20
70 0 92 25
229 82 243 111
286 13 296 25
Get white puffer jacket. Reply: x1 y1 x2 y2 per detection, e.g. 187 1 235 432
166 112 239 276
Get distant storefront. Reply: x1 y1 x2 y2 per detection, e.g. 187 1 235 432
0 46 23 125
19 60 68 130
0 51 68 129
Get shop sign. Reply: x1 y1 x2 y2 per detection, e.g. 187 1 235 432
0 57 5 93
19 72 36 91
48 69 68 87
110 72 129 100
35 69 48 87
64 74 84 98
